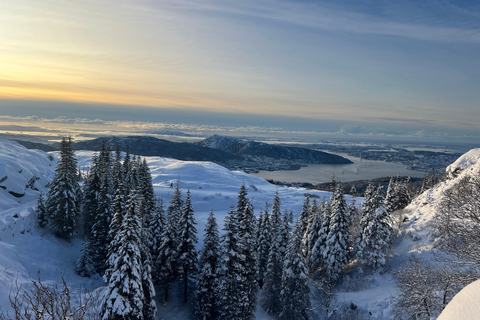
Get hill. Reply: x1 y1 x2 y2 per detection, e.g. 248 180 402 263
1 137 479 318
198 134 353 164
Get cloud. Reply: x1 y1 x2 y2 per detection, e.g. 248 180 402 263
152 0 480 44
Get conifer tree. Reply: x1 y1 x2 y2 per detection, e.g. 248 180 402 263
101 191 144 320
306 199 321 269
280 221 310 320
261 191 284 315
155 189 180 303
45 137 81 241
139 158 156 215
357 188 393 271
36 192 48 228
148 198 165 264
177 190 198 303
299 194 311 241
256 208 270 288
104 182 126 284
308 199 326 273
238 200 258 319
76 172 113 277
323 185 350 279
195 211 221 320
112 145 122 191
82 154 101 237
384 177 398 214
217 206 243 319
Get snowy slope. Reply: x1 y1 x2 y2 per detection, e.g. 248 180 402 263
2 137 479 319
0 141 335 317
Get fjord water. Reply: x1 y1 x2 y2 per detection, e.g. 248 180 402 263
251 154 425 184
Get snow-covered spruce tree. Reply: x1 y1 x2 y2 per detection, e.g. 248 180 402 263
104 182 126 284
195 211 221 320
396 177 412 210
167 181 183 230
45 137 81 241
217 206 243 319
82 154 101 237
261 191 284 316
356 182 378 245
121 147 132 190
384 177 398 214
101 191 144 320
236 183 249 215
357 187 393 271
148 198 165 266
155 188 181 303
323 185 350 279
256 207 270 288
280 220 311 320
125 156 141 193
76 171 114 277
299 193 311 243
317 198 331 258
112 145 122 191
138 158 156 215
136 193 157 320
306 199 322 272
177 190 198 303
36 192 48 228
238 200 258 319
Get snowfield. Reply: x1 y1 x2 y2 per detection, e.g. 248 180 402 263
1 136 479 319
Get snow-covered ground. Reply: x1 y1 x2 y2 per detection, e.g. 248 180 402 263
1 136 479 319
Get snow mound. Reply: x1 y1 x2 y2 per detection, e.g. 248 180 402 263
438 279 480 320
0 138 54 211
446 148 480 178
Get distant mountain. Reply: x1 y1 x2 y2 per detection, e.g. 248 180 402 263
197 135 352 165
73 136 243 163
13 140 57 152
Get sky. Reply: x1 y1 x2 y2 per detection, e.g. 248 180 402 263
1 0 480 144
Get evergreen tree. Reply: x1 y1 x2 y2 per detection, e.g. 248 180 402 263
104 182 126 284
82 154 101 237
357 188 393 271
238 200 258 319
306 199 322 271
323 185 350 279
280 221 310 320
100 191 144 320
299 194 311 241
76 172 113 277
357 182 378 242
217 206 243 319
167 181 183 230
317 198 331 259
384 177 398 214
139 158 156 216
112 145 122 191
148 198 165 265
155 190 180 303
137 193 157 320
256 208 270 288
309 199 326 273
36 192 48 228
261 191 284 316
177 190 198 303
195 211 221 320
45 137 81 241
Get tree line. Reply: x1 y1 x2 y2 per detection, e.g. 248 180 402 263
34 137 414 320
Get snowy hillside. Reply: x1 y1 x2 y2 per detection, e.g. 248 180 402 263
1 136 480 319
0 139 335 317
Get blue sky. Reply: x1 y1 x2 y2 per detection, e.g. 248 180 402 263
1 0 480 143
